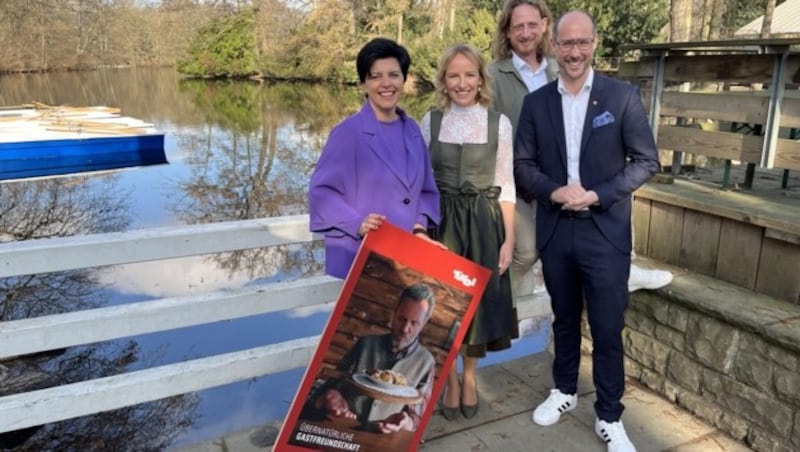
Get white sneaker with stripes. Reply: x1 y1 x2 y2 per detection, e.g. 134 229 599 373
595 418 636 452
531 389 577 426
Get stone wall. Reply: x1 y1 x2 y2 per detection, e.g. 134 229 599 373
622 270 800 452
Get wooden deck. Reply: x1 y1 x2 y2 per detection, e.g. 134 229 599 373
177 351 752 452
634 164 800 303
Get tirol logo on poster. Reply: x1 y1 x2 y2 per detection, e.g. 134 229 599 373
274 222 491 452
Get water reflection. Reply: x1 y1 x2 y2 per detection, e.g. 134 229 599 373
171 79 362 221
0 177 199 450
167 80 344 284
0 177 131 318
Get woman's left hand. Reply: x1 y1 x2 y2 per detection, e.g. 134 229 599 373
498 240 514 275
359 213 386 237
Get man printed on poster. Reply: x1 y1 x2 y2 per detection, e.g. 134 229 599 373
276 223 489 452
301 282 436 433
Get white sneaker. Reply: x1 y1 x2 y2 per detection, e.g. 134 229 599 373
595 419 636 452
532 389 577 426
628 264 673 292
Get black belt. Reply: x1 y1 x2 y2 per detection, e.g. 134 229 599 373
559 210 592 219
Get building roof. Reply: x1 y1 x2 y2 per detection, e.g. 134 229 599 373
735 0 800 37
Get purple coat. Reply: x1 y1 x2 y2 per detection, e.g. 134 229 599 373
309 102 441 279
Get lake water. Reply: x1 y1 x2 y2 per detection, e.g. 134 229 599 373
0 68 548 449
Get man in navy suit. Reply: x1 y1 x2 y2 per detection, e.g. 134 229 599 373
514 10 659 452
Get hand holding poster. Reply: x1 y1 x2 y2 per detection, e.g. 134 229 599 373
274 222 491 452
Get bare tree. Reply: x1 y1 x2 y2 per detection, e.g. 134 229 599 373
670 0 693 41
0 1 220 72
760 0 776 37
706 0 727 39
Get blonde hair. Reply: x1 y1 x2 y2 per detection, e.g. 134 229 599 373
434 44 493 111
491 0 554 61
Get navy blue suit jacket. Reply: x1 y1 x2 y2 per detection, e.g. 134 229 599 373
513 74 660 254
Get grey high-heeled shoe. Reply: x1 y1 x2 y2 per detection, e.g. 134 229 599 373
460 399 479 419
460 383 479 419
440 380 461 420
441 404 460 420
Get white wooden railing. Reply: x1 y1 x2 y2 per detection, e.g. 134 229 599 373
0 215 547 434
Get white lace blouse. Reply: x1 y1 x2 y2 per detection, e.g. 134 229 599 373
420 104 516 204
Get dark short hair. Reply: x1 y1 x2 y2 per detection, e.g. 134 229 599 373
356 38 412 84
397 283 436 320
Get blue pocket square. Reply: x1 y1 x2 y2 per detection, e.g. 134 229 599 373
592 111 615 128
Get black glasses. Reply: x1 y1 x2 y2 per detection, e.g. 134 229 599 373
555 38 594 51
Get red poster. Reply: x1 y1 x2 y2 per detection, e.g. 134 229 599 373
274 222 490 452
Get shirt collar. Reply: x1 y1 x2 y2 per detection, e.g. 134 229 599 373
511 51 527 73
537 58 549 76
390 335 419 360
511 51 546 75
557 67 595 96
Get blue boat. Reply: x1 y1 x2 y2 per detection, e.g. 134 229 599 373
0 106 167 181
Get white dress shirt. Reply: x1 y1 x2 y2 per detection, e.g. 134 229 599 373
558 68 595 185
512 52 550 93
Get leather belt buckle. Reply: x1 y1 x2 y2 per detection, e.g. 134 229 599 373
559 210 592 219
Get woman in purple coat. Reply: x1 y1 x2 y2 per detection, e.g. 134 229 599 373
308 38 441 279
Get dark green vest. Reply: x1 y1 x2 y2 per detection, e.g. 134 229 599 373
428 109 501 194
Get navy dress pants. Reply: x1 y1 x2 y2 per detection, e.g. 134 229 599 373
540 216 631 422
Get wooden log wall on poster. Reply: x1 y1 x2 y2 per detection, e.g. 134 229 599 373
274 222 491 452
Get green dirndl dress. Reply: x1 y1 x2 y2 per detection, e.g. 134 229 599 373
428 109 519 358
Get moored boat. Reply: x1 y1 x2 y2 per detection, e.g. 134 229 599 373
0 104 167 181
